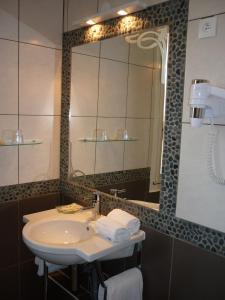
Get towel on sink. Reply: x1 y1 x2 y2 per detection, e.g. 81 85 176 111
107 209 140 235
98 267 143 300
95 216 130 243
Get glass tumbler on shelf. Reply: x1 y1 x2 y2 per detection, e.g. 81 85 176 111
115 128 129 140
123 129 129 140
14 129 24 144
93 128 108 141
1 129 15 145
115 128 123 140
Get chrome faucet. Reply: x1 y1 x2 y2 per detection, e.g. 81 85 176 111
93 191 101 215
81 191 101 218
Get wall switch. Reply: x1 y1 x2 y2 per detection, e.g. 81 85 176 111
198 16 217 39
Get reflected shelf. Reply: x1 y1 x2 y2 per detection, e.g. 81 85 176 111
78 138 138 142
0 139 42 146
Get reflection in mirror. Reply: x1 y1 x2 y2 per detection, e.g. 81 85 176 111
69 26 169 211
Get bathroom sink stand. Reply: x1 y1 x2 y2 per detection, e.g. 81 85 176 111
43 261 107 300
44 263 80 300
42 242 142 300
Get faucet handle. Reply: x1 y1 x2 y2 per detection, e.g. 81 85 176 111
110 188 117 194
93 190 101 196
117 189 126 194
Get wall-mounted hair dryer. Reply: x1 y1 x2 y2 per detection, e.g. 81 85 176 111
189 79 225 185
190 79 225 127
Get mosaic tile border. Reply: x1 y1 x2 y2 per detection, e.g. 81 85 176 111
0 179 60 202
61 0 225 258
62 180 225 257
70 168 150 188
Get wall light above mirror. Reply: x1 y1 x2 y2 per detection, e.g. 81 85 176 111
69 25 169 211
72 0 147 29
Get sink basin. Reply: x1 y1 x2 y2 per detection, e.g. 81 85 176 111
23 215 95 265
23 213 145 266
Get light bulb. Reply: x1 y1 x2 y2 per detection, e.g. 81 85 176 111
117 10 128 16
86 19 96 25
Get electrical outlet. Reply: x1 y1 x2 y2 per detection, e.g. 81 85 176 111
198 16 217 39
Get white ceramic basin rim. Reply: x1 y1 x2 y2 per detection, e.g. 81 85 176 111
23 216 94 253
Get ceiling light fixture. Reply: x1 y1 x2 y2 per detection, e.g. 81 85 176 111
117 10 128 16
86 19 96 25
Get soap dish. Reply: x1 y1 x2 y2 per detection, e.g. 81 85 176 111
56 203 82 214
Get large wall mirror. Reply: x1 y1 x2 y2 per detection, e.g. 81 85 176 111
68 25 169 211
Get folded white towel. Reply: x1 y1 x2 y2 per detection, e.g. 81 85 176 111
98 267 143 300
95 216 130 243
107 209 140 235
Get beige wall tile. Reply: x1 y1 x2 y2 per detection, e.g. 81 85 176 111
64 0 68 32
95 118 125 173
144 0 167 7
98 59 128 117
0 115 18 186
189 0 225 20
0 39 18 114
129 42 154 68
98 0 131 12
124 118 150 170
70 53 99 116
127 64 152 118
101 35 129 63
67 0 98 31
0 147 18 186
151 69 165 119
0 0 18 40
177 123 225 232
72 41 100 57
98 0 167 12
19 116 60 183
19 44 61 116
70 117 96 175
182 14 225 124
19 0 63 48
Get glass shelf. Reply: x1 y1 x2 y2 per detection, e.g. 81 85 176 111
0 139 42 146
78 138 138 142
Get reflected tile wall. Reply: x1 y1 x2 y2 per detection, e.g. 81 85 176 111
0 39 18 114
0 0 18 40
70 52 99 116
70 28 159 176
70 116 96 175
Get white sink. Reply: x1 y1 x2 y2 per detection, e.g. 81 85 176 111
23 215 95 265
23 212 145 265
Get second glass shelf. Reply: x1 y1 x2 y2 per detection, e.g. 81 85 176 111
0 139 42 146
79 138 138 142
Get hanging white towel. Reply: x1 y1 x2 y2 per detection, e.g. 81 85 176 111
107 209 140 235
98 267 143 300
95 216 130 243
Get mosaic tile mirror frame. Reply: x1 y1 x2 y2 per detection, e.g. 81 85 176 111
61 0 225 257
61 0 188 212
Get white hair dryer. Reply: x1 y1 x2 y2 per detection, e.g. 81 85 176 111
190 79 225 127
189 79 225 185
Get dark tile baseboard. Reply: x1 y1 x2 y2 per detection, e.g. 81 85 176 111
0 192 60 300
